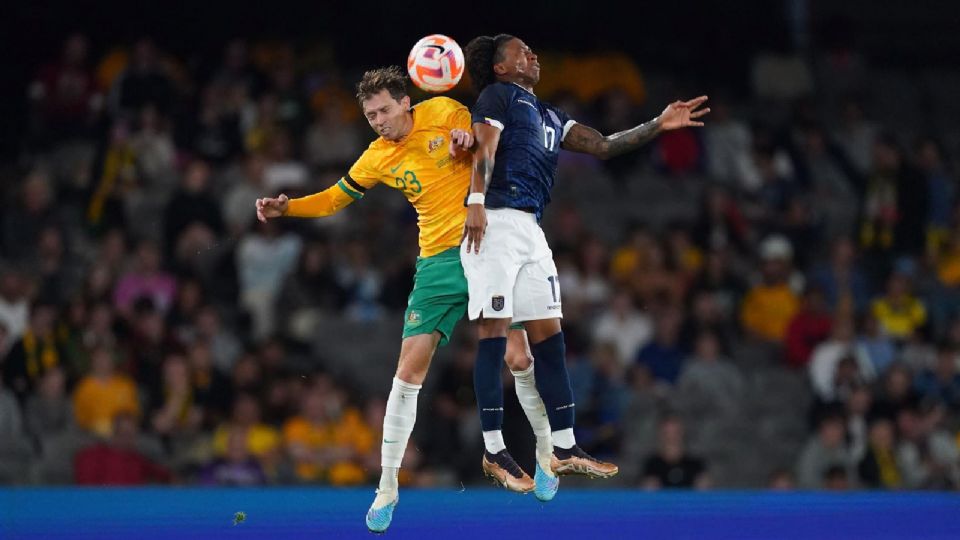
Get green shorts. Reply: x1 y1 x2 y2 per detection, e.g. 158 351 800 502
402 247 469 346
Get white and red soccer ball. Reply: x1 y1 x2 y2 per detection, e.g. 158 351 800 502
407 34 464 93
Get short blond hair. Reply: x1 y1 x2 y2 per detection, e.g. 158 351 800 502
356 66 408 104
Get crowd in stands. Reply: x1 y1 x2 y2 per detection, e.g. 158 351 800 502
0 31 958 490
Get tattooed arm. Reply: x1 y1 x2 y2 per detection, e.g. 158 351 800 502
561 95 710 159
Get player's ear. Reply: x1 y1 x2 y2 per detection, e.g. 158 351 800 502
493 62 507 76
400 95 411 110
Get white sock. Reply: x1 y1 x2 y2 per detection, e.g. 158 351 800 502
511 362 553 468
378 377 420 496
552 428 576 450
482 430 506 454
374 467 400 508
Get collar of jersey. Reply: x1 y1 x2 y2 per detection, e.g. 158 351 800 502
510 82 536 96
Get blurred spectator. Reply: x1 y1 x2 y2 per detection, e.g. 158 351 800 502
895 406 959 489
335 240 383 322
859 135 928 261
166 278 204 344
109 38 176 118
592 291 653 369
740 236 800 342
784 287 833 368
222 153 267 236
87 122 137 234
609 224 655 286
936 223 960 289
198 428 267 486
28 33 100 143
693 187 751 254
871 269 927 342
212 393 281 470
162 160 224 264
857 312 897 376
857 417 903 489
796 414 853 489
676 330 745 418
845 385 873 462
914 343 960 411
0 368 23 438
563 235 612 316
194 306 242 374
641 416 709 489
72 345 140 437
24 366 74 441
283 384 374 485
149 354 203 439
304 103 365 170
237 220 302 340
914 137 953 257
263 130 309 192
823 464 852 491
74 413 171 485
767 468 796 490
792 125 859 240
577 342 629 457
113 239 177 318
3 302 65 402
808 318 876 402
809 237 871 319
130 105 177 189
833 99 878 177
691 248 746 322
3 170 61 262
186 340 232 426
871 364 920 422
702 98 755 188
636 308 686 384
0 270 30 348
277 239 346 339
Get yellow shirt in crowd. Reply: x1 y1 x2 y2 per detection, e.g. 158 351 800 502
72 375 141 437
740 284 800 342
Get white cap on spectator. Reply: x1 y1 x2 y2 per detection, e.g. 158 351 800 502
760 235 793 261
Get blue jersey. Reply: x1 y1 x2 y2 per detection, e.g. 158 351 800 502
471 82 574 221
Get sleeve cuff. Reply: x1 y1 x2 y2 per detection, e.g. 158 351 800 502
483 117 505 130
561 120 577 142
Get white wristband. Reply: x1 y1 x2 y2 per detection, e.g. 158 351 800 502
467 192 486 206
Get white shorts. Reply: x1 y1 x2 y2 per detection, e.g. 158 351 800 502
461 208 563 323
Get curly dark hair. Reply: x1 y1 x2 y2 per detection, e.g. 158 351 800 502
355 66 408 104
464 34 515 92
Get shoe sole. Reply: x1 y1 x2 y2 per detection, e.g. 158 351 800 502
552 462 619 479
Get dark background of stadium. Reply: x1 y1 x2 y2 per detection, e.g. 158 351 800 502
2 0 959 158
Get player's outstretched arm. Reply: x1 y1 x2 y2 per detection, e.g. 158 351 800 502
462 122 501 253
255 180 363 222
562 95 710 159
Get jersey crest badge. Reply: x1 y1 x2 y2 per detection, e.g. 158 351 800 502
407 310 422 325
428 135 444 153
491 295 505 311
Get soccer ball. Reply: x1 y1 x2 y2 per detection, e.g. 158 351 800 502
407 34 464 93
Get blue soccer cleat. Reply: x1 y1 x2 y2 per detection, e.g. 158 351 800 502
534 461 559 502
366 490 398 534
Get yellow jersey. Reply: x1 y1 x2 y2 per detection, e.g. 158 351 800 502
286 97 472 257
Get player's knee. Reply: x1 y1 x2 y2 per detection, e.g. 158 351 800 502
504 350 532 371
396 352 430 385
477 317 510 339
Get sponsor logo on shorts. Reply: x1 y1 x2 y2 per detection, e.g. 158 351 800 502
407 310 422 325
491 295 505 311
548 304 561 310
